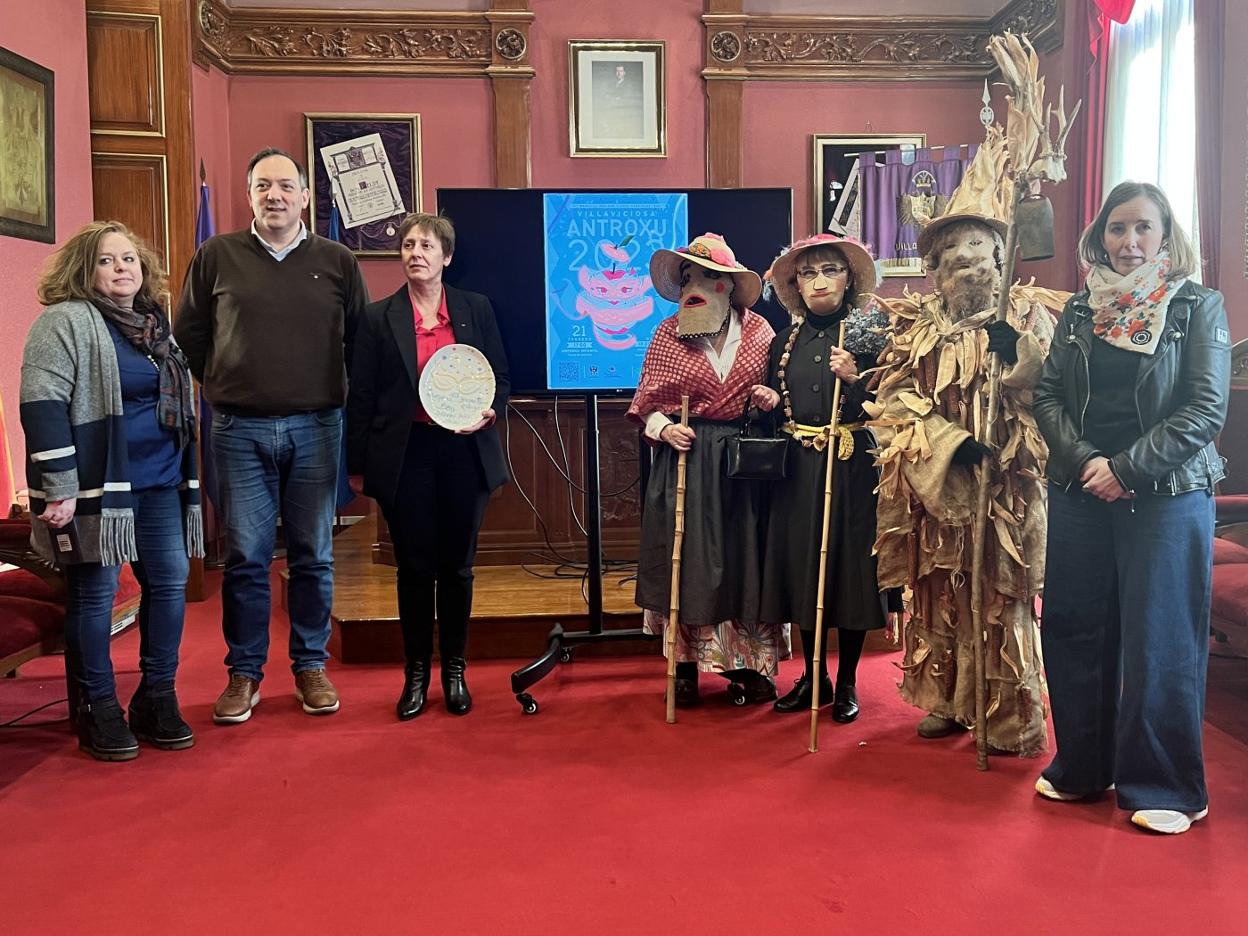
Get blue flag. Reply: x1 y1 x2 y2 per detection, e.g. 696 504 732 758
194 181 220 511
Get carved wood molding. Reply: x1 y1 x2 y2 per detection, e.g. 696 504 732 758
703 0 1062 82
194 0 534 78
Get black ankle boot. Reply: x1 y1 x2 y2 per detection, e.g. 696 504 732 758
831 684 860 723
128 683 194 750
79 698 139 761
773 671 835 714
397 659 432 721
442 657 472 715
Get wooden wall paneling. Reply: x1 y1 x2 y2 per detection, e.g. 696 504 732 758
90 153 169 261
88 0 200 598
487 5 535 188
86 11 163 135
704 79 743 189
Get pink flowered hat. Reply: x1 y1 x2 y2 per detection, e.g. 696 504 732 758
650 232 763 308
763 233 878 315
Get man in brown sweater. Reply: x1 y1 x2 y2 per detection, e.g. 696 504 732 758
175 147 368 725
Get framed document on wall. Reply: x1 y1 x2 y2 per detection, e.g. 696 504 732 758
569 40 665 158
0 46 55 244
305 112 421 257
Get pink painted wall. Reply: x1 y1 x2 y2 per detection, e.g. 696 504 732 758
190 62 232 249
1217 0 1248 336
0 1 93 486
529 0 705 190
207 74 493 300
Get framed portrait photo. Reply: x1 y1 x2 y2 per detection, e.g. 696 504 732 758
305 112 422 257
813 133 926 277
569 40 665 158
0 47 55 244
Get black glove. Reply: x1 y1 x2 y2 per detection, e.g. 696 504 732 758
952 437 992 465
984 320 1020 365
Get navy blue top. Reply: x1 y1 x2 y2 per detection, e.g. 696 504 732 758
105 321 182 492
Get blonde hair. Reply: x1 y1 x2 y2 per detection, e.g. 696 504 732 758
37 221 168 307
1078 181 1199 279
397 212 455 257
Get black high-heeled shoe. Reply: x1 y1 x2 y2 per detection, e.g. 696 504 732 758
442 657 473 715
396 659 431 721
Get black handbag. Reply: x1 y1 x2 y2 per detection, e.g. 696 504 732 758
725 398 789 481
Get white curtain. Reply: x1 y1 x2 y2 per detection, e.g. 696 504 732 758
1103 0 1200 272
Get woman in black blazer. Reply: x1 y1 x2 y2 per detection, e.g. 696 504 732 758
347 212 510 720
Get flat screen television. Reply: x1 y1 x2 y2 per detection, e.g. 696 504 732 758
436 188 793 395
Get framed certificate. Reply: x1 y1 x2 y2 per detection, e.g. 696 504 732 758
305 113 422 257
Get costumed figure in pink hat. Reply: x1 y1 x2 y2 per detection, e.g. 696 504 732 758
752 235 898 723
864 127 1067 756
627 233 788 707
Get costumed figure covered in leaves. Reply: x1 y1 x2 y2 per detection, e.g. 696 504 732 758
865 117 1068 756
628 233 788 707
751 234 896 724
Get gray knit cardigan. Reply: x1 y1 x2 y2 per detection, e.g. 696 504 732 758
19 300 204 565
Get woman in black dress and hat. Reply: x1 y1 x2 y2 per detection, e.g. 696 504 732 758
751 234 894 724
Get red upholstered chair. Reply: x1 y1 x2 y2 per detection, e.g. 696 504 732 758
1215 339 1248 525
1211 524 1248 659
1 515 142 718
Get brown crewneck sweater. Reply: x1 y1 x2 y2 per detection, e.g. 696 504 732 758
174 230 369 415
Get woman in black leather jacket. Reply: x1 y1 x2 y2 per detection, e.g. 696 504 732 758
1032 181 1230 835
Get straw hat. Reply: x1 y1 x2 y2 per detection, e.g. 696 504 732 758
915 126 1011 258
763 233 878 315
649 233 762 309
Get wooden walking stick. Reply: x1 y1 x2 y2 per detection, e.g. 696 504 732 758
809 321 847 753
665 395 691 725
968 177 1024 771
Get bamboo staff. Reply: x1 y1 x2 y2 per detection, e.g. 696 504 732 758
665 395 691 725
809 321 847 753
968 176 1026 771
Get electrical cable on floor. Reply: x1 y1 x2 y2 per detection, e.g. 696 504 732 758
0 697 69 728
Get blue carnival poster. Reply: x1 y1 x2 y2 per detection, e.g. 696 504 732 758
544 192 688 391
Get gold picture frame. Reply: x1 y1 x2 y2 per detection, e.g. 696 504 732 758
0 46 55 244
813 133 926 278
569 40 665 158
305 112 422 257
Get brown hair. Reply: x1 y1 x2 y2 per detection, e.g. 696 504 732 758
36 221 168 308
397 212 456 257
1077 180 1199 279
793 244 858 311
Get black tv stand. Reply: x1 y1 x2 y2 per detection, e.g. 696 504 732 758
509 393 656 713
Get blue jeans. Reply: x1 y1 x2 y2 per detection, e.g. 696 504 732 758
1041 486 1214 812
64 486 190 702
211 408 341 681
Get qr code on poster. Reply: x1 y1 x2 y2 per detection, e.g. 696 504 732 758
559 362 579 382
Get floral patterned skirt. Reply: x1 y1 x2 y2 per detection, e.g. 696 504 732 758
642 610 791 676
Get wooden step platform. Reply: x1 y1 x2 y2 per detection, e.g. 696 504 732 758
281 518 650 664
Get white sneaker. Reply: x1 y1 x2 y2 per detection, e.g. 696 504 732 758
1034 776 1115 802
1131 807 1209 834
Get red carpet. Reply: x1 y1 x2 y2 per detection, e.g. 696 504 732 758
1 571 1245 935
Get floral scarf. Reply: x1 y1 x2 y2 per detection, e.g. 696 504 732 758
1086 252 1186 355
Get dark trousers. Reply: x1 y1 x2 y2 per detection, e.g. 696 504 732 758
1041 486 1214 812
380 424 491 664
64 486 189 702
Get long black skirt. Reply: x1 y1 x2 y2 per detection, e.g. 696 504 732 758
760 428 888 633
635 419 764 626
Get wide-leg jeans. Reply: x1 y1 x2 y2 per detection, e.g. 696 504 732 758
1041 485 1214 812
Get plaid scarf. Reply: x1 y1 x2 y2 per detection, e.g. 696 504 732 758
92 294 197 448
1086 252 1186 355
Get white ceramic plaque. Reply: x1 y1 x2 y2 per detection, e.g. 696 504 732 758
418 343 496 431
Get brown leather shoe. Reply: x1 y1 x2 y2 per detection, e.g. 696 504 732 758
213 673 260 725
294 668 340 715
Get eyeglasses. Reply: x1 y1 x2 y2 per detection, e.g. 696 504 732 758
796 265 849 282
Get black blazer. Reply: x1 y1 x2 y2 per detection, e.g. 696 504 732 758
346 283 511 504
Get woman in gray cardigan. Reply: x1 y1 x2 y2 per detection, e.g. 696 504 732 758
20 221 203 761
